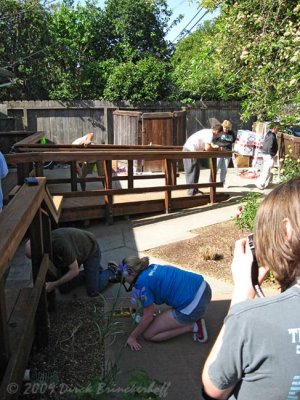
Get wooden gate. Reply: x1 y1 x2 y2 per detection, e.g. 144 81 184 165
113 110 186 172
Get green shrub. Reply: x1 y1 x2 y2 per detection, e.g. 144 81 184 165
234 192 262 232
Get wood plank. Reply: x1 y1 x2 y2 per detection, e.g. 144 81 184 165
8 185 21 200
0 255 49 400
0 280 10 377
13 132 44 145
4 288 21 322
0 178 46 280
43 187 63 224
55 182 223 199
5 150 232 164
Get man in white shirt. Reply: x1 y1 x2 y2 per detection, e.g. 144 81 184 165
183 124 223 195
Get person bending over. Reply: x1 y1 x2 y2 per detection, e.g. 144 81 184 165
25 227 115 297
183 124 223 196
111 256 212 351
202 177 300 400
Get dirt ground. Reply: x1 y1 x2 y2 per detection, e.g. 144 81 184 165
19 298 108 400
19 220 276 399
146 220 276 289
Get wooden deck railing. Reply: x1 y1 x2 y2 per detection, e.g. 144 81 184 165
0 177 58 399
6 148 231 224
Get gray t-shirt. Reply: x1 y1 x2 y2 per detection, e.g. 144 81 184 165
208 286 300 400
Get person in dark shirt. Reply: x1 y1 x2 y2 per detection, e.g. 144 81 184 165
213 120 236 188
25 228 115 297
255 124 279 190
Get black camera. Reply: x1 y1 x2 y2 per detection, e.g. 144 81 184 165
248 234 265 298
108 270 124 284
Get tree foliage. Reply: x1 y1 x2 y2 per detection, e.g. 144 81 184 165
0 0 52 99
0 0 298 123
0 0 174 102
103 55 171 104
198 0 300 122
102 0 172 62
170 20 240 102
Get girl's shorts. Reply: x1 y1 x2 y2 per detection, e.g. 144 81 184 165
172 282 212 325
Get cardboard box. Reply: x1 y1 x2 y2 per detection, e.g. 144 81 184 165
235 155 250 168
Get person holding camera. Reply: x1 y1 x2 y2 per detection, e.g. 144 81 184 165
202 177 300 400
110 256 212 351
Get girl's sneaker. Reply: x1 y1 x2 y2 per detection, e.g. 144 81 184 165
193 318 208 343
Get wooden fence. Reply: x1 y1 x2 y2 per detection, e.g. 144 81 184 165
0 100 253 146
277 132 300 159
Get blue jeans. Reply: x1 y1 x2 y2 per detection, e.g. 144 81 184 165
83 242 113 295
217 157 231 183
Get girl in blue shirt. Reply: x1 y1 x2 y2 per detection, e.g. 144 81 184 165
116 256 212 351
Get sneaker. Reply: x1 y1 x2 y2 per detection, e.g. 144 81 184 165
107 261 118 273
189 190 204 196
193 318 208 343
255 183 264 190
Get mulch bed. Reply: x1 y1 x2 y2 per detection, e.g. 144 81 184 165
19 298 106 400
146 220 276 288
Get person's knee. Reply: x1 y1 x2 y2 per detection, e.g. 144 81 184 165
142 330 156 341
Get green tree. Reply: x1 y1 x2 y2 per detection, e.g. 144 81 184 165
48 0 174 101
0 0 52 100
103 55 171 104
48 0 109 100
199 0 300 122
102 0 172 62
170 20 238 102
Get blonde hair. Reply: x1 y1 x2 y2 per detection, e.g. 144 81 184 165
254 178 300 291
222 120 232 130
122 256 150 276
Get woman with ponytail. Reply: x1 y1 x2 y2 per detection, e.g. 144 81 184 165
114 256 212 351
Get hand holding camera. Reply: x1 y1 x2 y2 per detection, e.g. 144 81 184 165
230 236 268 305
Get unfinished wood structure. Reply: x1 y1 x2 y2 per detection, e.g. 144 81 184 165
0 178 61 399
6 132 232 224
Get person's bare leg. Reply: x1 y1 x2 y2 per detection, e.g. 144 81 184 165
143 309 193 342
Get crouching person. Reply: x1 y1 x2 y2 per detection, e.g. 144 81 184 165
25 227 115 297
110 256 212 351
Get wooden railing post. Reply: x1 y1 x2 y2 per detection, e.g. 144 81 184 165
209 157 217 204
70 161 78 191
103 159 113 224
28 209 49 348
34 162 44 177
164 159 173 213
128 160 134 189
